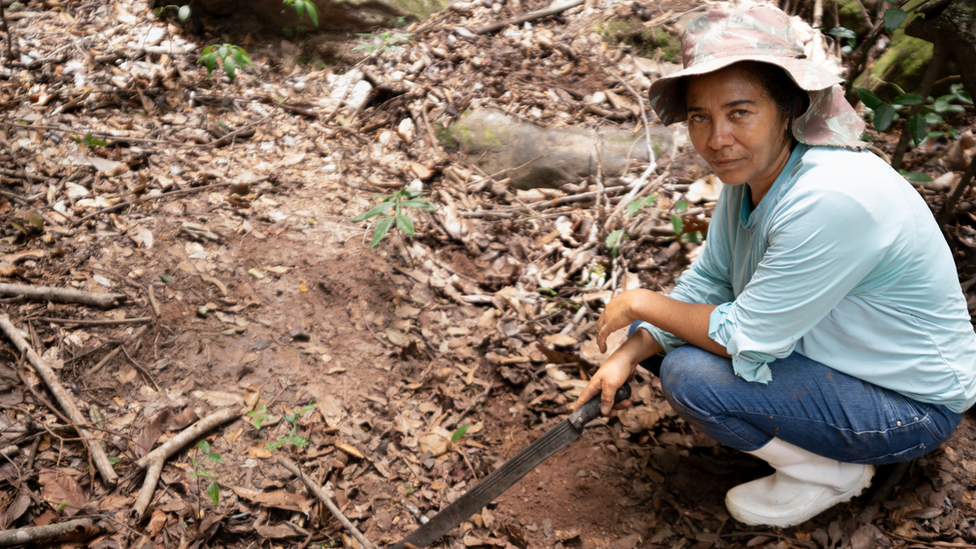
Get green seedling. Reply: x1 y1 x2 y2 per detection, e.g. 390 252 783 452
352 189 436 248
197 44 253 82
248 405 273 430
282 0 318 26
353 31 413 53
71 131 108 147
154 3 192 22
265 402 315 451
188 440 223 507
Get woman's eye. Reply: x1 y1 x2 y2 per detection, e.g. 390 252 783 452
690 114 707 123
733 109 749 117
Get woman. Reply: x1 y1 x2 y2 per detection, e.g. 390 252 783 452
576 5 976 528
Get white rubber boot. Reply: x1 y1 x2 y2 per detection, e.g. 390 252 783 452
726 438 875 527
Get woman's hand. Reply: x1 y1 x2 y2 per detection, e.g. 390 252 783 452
575 329 659 416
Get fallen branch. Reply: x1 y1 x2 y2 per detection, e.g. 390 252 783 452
2 315 118 486
134 407 239 469
70 181 242 228
0 284 125 308
276 455 378 549
0 518 99 546
470 0 585 34
132 457 164 519
32 317 151 327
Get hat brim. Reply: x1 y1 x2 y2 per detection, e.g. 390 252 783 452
648 55 845 126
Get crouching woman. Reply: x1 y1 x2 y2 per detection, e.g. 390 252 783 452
576 5 976 528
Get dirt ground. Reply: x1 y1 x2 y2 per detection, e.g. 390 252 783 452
1 0 975 548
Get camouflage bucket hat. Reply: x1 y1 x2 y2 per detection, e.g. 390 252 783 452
647 5 866 150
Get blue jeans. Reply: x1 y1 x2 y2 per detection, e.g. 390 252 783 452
641 346 962 465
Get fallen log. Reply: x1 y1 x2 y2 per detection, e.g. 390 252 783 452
0 314 118 486
0 283 125 308
0 518 100 546
469 0 585 34
276 455 378 549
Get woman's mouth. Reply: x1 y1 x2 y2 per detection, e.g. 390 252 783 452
712 158 741 169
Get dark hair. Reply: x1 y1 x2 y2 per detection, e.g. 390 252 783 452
677 61 810 122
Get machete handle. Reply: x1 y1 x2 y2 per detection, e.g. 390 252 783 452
568 383 631 430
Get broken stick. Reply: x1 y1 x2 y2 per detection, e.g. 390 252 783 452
132 457 165 519
0 314 118 486
0 518 99 546
0 283 125 308
277 455 378 549
134 406 239 469
470 0 585 34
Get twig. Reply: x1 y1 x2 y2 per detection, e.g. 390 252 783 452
0 168 51 183
0 283 125 308
134 407 239 469
0 0 13 61
120 344 160 392
883 531 976 548
146 284 160 317
466 154 547 191
1 314 118 486
937 156 976 230
132 457 164 519
276 455 379 549
721 531 817 549
0 518 99 546
32 317 151 327
857 461 910 525
456 447 479 481
323 80 353 126
470 0 585 34
445 384 492 430
70 181 238 227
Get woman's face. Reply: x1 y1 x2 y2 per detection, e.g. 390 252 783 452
686 65 793 202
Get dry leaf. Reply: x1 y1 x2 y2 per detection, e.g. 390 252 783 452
39 471 87 516
132 408 173 459
246 445 273 459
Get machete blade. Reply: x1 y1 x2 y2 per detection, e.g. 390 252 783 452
391 384 631 549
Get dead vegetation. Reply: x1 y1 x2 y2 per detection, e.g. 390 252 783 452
0 0 975 548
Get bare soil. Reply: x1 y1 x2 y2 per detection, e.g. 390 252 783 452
1 0 975 549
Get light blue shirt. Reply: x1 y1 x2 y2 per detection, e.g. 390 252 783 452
633 144 976 413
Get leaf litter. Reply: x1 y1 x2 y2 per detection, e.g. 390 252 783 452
0 0 974 548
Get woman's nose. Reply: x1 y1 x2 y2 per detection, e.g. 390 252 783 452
708 120 734 149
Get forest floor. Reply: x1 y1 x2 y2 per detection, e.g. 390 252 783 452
1 0 975 549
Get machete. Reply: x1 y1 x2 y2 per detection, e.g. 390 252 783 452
391 384 631 549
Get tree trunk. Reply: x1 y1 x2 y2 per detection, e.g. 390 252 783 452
905 0 976 99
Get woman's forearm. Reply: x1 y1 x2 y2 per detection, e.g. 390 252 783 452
626 289 730 358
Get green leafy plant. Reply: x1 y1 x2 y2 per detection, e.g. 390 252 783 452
605 229 628 258
197 44 253 82
352 189 436 248
858 84 972 145
248 405 273 430
154 3 192 22
265 402 315 451
282 0 318 26
353 31 413 53
71 131 108 147
451 425 469 443
188 440 223 507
